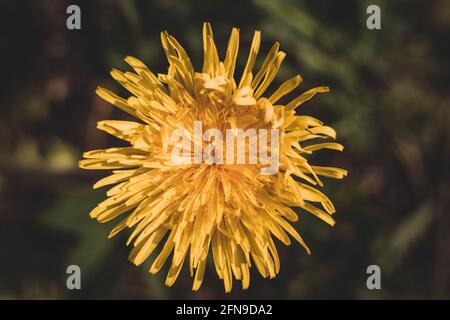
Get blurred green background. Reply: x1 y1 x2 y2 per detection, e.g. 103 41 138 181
0 0 449 299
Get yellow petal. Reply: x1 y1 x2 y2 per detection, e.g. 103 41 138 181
224 27 239 80
238 30 261 88
286 86 330 110
269 75 302 104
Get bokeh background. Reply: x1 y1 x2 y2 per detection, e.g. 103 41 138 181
1 0 449 299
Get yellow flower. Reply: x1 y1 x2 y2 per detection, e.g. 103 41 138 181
79 23 347 292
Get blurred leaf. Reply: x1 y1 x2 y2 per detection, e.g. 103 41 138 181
376 199 434 275
41 188 114 277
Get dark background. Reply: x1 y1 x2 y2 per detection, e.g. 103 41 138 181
0 0 449 299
